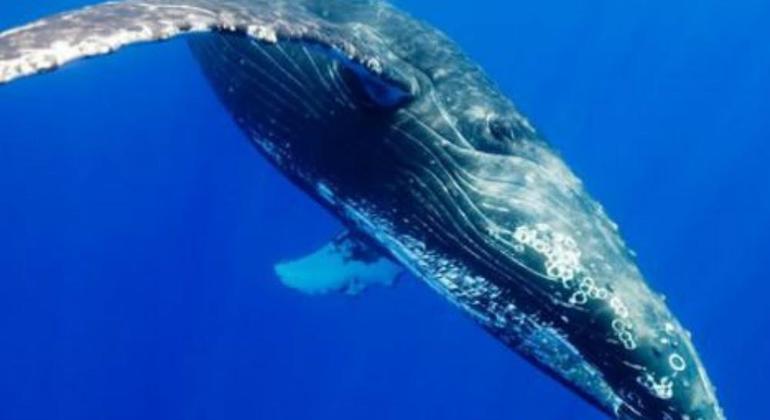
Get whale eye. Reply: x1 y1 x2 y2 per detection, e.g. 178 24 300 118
479 116 531 155
487 116 534 145
488 117 514 142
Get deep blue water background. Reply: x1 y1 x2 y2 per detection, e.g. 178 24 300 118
0 1 768 419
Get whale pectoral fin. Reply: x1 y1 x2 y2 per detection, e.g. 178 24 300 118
275 231 403 296
0 1 321 85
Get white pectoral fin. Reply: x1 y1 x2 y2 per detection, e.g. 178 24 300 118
275 231 404 296
0 0 316 84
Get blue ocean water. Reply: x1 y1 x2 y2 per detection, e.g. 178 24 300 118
0 0 768 419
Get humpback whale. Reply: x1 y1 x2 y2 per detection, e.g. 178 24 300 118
0 1 725 418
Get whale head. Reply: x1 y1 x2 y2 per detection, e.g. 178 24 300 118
189 4 724 418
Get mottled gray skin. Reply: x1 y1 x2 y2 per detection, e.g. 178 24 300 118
0 1 724 418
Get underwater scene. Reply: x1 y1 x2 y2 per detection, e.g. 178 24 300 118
0 0 768 419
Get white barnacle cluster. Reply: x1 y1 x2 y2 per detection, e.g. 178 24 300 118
633 325 691 402
513 224 580 285
513 224 611 306
571 276 610 305
609 296 636 349
611 318 636 351
365 57 383 74
246 25 278 43
513 224 639 351
637 372 674 400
